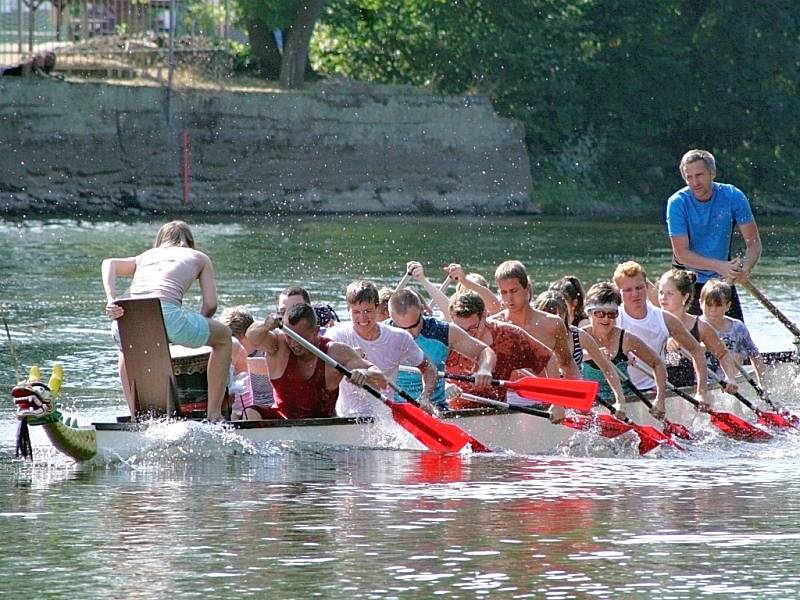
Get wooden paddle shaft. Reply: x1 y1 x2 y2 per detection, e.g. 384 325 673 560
741 280 800 339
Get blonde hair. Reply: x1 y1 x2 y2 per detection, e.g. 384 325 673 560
220 306 254 337
155 221 195 248
613 260 646 286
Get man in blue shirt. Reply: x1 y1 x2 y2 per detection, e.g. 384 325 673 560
665 149 762 321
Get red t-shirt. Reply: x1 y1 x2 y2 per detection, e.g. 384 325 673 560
446 320 550 407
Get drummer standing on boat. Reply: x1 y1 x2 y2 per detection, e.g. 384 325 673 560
665 148 762 321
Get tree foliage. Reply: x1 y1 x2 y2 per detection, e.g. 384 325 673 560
311 0 800 210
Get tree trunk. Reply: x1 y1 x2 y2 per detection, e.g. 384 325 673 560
279 0 323 89
245 19 283 79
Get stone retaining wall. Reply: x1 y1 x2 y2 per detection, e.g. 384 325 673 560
0 79 534 216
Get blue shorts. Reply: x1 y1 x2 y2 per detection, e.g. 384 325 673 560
160 301 210 348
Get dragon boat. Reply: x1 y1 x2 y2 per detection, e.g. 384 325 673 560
10 297 799 462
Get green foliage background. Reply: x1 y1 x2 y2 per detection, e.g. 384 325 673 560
303 0 800 215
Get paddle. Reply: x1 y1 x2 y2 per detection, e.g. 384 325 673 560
279 321 490 453
731 361 800 426
594 396 682 453
629 361 772 442
611 363 694 440
740 279 800 341
395 271 412 292
458 392 637 444
442 372 598 411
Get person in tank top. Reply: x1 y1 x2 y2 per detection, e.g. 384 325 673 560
102 220 232 421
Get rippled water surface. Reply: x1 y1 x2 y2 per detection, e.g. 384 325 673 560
2 216 800 599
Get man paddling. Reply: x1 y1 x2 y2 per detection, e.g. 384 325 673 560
445 291 555 414
666 149 762 321
450 260 581 380
614 261 711 409
246 303 386 419
327 280 438 416
389 289 496 411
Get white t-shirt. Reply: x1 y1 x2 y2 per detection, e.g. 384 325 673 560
326 322 425 417
617 302 670 390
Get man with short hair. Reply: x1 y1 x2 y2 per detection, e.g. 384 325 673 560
666 148 762 320
277 285 311 317
327 280 438 416
478 260 581 380
613 260 710 409
246 303 386 419
389 289 496 410
446 291 553 410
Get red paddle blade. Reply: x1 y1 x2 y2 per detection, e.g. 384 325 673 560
632 423 683 454
388 401 491 453
708 410 773 442
562 414 632 438
756 409 794 428
506 377 598 411
663 419 695 441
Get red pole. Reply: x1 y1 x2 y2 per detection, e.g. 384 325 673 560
182 130 190 206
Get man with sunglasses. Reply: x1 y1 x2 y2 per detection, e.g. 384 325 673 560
389 288 496 411
445 291 553 411
613 260 710 409
327 280 438 416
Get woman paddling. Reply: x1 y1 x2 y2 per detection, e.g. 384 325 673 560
657 269 740 392
580 282 669 419
102 221 232 421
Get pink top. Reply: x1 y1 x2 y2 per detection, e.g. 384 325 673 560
129 247 203 305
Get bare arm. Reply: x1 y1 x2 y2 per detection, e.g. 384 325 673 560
407 261 452 320
671 235 747 282
196 253 218 318
246 315 281 355
448 323 496 388
328 342 387 389
101 257 137 321
664 312 708 398
736 221 762 283
579 330 626 408
552 320 582 379
697 320 739 391
444 263 503 314
417 357 438 404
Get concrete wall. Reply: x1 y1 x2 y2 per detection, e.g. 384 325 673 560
0 79 534 216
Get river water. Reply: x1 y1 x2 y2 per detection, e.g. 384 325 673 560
2 216 800 599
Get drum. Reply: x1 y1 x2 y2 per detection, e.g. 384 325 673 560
170 345 211 416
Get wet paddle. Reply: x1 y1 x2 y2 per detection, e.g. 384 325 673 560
612 364 694 440
629 361 772 442
458 392 636 444
740 279 800 342
442 372 598 411
279 322 490 453
732 362 800 426
707 363 795 430
594 396 682 453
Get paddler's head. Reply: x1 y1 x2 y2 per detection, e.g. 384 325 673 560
284 303 319 356
494 260 531 313
389 289 424 339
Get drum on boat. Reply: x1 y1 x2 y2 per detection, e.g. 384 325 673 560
170 345 212 416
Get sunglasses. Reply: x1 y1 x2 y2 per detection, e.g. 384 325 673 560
396 313 422 331
591 309 619 319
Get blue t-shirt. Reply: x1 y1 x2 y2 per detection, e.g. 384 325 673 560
392 316 449 408
665 182 755 283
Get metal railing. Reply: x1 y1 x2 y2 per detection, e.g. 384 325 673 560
0 0 236 83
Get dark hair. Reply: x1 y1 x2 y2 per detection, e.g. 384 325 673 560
280 286 311 304
585 281 622 307
494 260 530 289
313 303 340 327
549 275 587 326
286 302 317 327
449 291 485 318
